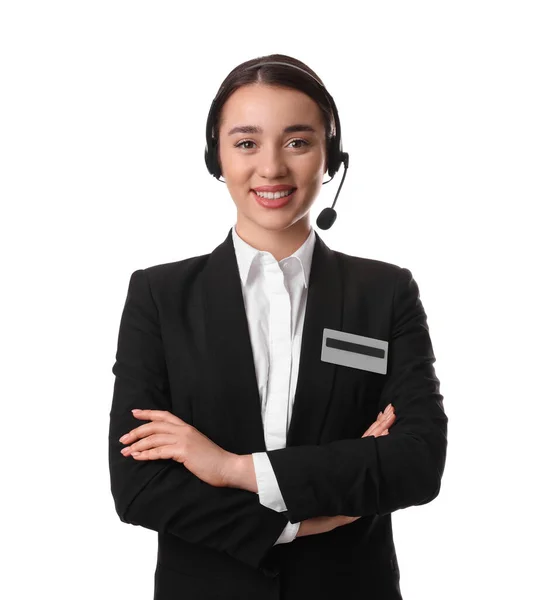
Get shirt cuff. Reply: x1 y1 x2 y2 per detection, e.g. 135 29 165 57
274 520 301 545
252 451 288 512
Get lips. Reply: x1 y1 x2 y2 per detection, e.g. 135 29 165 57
251 188 296 209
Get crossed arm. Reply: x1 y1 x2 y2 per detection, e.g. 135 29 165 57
226 407 396 494
109 267 447 570
118 404 395 541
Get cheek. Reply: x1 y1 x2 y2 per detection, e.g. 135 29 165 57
296 152 327 180
218 146 239 174
221 155 250 184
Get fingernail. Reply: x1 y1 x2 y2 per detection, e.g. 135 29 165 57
119 434 129 442
131 452 140 456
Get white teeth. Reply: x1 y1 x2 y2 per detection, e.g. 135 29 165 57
254 189 294 199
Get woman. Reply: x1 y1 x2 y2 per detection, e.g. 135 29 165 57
109 53 448 600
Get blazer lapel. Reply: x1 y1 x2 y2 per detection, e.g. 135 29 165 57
287 230 343 446
201 227 343 454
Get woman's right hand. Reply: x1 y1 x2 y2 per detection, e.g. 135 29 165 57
295 404 396 539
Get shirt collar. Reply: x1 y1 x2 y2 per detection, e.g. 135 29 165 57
232 224 316 289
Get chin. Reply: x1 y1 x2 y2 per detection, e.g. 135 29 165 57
245 211 298 230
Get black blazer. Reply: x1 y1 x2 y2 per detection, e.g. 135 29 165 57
108 227 448 600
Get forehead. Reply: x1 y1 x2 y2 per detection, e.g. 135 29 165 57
220 84 323 128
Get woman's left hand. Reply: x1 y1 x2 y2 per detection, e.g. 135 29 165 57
119 409 236 488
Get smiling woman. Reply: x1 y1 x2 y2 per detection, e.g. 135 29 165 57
109 52 447 600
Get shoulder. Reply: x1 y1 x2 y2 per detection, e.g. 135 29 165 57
331 249 423 319
123 252 211 309
331 247 410 288
133 252 210 287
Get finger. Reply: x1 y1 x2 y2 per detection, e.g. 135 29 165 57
120 421 182 444
373 408 396 427
364 412 394 434
122 434 177 454
381 407 395 420
131 409 185 426
363 419 384 436
380 410 396 423
129 445 178 461
364 423 391 439
120 422 166 444
362 424 378 437
362 424 383 438
362 413 396 437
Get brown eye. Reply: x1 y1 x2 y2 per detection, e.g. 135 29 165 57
235 140 255 150
288 139 309 149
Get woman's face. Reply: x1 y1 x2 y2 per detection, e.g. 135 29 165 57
217 83 328 237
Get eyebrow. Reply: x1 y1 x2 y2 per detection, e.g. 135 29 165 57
227 124 317 136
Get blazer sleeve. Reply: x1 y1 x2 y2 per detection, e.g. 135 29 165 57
252 452 301 543
265 267 449 524
108 269 290 572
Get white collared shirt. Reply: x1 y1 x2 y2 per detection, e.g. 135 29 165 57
231 224 316 545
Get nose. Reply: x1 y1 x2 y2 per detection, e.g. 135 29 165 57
256 144 288 178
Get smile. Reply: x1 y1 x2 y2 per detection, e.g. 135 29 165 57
253 189 296 199
251 189 296 209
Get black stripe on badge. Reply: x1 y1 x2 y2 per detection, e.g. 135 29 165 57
326 337 385 359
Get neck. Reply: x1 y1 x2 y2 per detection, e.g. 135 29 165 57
235 216 312 262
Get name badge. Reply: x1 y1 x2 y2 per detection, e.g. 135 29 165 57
321 328 389 374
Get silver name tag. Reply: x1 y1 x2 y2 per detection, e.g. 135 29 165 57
321 328 389 374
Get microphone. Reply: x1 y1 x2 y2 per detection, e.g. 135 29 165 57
316 152 349 230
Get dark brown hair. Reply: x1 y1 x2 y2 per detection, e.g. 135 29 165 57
209 53 336 153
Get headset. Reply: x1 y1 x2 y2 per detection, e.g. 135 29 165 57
204 61 349 230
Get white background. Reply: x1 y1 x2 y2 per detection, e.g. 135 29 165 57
1 1 554 598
